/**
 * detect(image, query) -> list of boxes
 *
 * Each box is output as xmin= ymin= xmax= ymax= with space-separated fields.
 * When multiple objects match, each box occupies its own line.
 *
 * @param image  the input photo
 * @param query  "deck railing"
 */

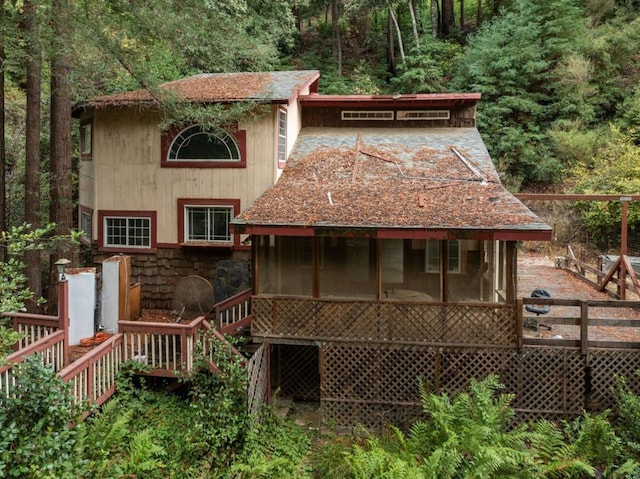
xmin=1 ymin=330 xmax=66 ymax=397
xmin=119 ymin=317 xmax=205 ymax=376
xmin=252 ymin=296 xmax=516 ymax=346
xmin=215 ymin=289 xmax=252 ymax=334
xmin=518 ymin=297 xmax=640 ymax=350
xmin=3 ymin=311 xmax=61 ymax=350
xmin=58 ymin=334 xmax=124 ymax=408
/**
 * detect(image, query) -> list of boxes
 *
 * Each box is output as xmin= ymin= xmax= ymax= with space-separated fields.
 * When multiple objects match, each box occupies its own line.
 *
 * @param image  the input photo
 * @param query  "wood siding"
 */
xmin=302 ymin=103 xmax=477 ymax=128
xmin=79 ymin=107 xmax=281 ymax=245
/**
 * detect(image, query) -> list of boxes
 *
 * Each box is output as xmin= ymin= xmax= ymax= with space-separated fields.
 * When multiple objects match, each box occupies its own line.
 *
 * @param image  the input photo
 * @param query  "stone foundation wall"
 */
xmin=88 ymin=246 xmax=251 ymax=310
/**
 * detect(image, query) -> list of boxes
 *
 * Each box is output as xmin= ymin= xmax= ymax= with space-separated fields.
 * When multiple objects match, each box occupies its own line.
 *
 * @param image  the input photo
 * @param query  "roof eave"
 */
xmin=299 ymin=92 xmax=481 ymax=109
xmin=232 ymin=222 xmax=552 ymax=241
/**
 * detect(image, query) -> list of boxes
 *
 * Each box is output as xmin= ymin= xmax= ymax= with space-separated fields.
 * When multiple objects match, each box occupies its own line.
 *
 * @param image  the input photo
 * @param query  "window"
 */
xmin=178 ymin=199 xmax=240 ymax=247
xmin=80 ymin=121 xmax=92 ymax=159
xmin=425 ymin=240 xmax=461 ymax=273
xmin=186 ymin=206 xmax=231 ymax=242
xmin=161 ymin=125 xmax=246 ymax=168
xmin=341 ymin=110 xmax=394 ymax=120
xmin=80 ymin=210 xmax=92 ymax=240
xmin=278 ymin=108 xmax=287 ymax=166
xmin=104 ymin=216 xmax=151 ymax=248
xmin=396 ymin=110 xmax=450 ymax=120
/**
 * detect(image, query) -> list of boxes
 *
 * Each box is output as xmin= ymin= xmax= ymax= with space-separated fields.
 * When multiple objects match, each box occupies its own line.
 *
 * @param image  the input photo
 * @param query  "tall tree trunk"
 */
xmin=0 ymin=2 xmax=6 ymax=263
xmin=460 ymin=0 xmax=465 ymax=29
xmin=431 ymin=0 xmax=439 ymax=38
xmin=387 ymin=7 xmax=396 ymax=76
xmin=441 ymin=0 xmax=455 ymax=37
xmin=408 ymin=0 xmax=420 ymax=48
xmin=477 ymin=0 xmax=483 ymax=26
xmin=23 ymin=0 xmax=42 ymax=310
xmin=388 ymin=4 xmax=405 ymax=63
xmin=331 ymin=0 xmax=342 ymax=75
xmin=49 ymin=0 xmax=73 ymax=309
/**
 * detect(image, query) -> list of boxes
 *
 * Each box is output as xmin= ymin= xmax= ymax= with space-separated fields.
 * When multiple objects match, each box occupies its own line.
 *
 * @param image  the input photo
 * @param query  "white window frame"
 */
xmin=278 ymin=108 xmax=287 ymax=164
xmin=168 ymin=125 xmax=240 ymax=162
xmin=80 ymin=121 xmax=92 ymax=158
xmin=341 ymin=110 xmax=394 ymax=120
xmin=184 ymin=204 xmax=234 ymax=244
xmin=396 ymin=110 xmax=450 ymax=120
xmin=80 ymin=210 xmax=92 ymax=240
xmin=104 ymin=216 xmax=151 ymax=249
xmin=425 ymin=240 xmax=461 ymax=273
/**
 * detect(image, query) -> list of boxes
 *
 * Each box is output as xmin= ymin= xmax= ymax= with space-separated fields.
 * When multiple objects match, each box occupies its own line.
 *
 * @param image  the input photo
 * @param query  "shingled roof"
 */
xmin=78 ymin=70 xmax=320 ymax=110
xmin=234 ymin=127 xmax=551 ymax=240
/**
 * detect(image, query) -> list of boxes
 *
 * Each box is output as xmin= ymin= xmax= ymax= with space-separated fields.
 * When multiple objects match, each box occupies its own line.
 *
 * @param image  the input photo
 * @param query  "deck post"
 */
xmin=580 ymin=301 xmax=589 ymax=360
xmin=515 ymin=299 xmax=523 ymax=350
xmin=58 ymin=280 xmax=70 ymax=367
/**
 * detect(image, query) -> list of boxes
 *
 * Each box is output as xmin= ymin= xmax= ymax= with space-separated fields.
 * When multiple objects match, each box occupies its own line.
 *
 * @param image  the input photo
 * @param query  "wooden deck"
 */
xmin=4 ymin=255 xmax=640 ymax=428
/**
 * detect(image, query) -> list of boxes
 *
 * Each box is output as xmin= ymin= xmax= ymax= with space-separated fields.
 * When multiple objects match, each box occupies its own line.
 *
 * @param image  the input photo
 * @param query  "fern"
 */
xmin=530 ymin=419 xmax=595 ymax=478
xmin=120 ymin=429 xmax=166 ymax=475
xmin=413 ymin=375 xmax=541 ymax=478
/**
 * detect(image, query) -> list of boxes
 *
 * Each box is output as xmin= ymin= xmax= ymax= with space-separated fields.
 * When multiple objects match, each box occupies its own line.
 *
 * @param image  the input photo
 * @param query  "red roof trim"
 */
xmin=233 ymin=224 xmax=552 ymax=241
xmin=300 ymin=92 xmax=481 ymax=108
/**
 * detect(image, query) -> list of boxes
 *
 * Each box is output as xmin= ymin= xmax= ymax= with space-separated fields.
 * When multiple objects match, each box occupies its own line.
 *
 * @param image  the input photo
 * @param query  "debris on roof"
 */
xmin=235 ymin=127 xmax=550 ymax=234
xmin=81 ymin=70 xmax=320 ymax=109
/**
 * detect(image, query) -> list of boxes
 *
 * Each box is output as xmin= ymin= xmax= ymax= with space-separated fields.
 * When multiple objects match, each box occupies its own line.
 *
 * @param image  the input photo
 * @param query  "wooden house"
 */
xmin=232 ymin=92 xmax=553 ymax=427
xmin=75 ymin=71 xmax=574 ymax=427
xmin=74 ymin=71 xmax=320 ymax=308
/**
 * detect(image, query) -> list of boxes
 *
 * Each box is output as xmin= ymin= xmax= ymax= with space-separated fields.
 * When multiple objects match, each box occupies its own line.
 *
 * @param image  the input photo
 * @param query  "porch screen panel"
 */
xmin=319 ymin=237 xmax=376 ymax=299
xmin=382 ymin=239 xmax=438 ymax=301
xmin=256 ymin=235 xmax=312 ymax=296
xmin=448 ymin=240 xmax=500 ymax=303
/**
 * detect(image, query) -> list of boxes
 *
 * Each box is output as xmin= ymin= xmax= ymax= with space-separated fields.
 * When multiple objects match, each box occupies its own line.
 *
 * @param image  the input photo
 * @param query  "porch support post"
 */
xmin=506 ymin=241 xmax=516 ymax=304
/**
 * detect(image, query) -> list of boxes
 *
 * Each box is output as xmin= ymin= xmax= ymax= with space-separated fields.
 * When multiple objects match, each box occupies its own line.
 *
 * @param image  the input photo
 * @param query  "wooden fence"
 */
xmin=247 ymin=343 xmax=269 ymax=416
xmin=252 ymin=296 xmax=515 ymax=347
xmin=564 ymin=246 xmax=640 ymax=299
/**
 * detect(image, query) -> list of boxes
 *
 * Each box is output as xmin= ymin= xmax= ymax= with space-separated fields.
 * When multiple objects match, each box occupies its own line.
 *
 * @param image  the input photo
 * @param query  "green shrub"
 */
xmin=0 ymin=355 xmax=82 ymax=478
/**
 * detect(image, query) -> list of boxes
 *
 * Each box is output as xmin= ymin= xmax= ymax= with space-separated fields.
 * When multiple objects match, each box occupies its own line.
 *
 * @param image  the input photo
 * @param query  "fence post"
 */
xmin=58 ymin=280 xmax=70 ymax=367
xmin=580 ymin=301 xmax=589 ymax=361
xmin=515 ymin=300 xmax=523 ymax=350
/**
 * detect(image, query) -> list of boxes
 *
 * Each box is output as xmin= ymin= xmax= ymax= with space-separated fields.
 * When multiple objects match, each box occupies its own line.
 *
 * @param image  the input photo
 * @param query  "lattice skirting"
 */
xmin=316 ymin=343 xmax=640 ymax=430
xmin=271 ymin=344 xmax=320 ymax=401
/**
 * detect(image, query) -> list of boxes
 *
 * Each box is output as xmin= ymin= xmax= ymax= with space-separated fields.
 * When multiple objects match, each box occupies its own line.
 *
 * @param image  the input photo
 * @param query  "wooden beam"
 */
xmin=516 ymin=194 xmax=640 ymax=201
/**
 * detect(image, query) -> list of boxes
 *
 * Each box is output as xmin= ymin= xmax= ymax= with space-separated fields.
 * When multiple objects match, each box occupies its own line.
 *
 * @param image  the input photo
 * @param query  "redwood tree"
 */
xmin=0 ymin=2 xmax=5 ymax=263
xmin=49 ymin=0 xmax=73 ymax=308
xmin=23 ymin=0 xmax=42 ymax=310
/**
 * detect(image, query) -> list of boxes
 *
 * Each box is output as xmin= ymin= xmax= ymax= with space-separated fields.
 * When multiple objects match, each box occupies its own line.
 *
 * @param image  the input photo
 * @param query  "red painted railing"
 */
xmin=58 ymin=334 xmax=124 ymax=409
xmin=2 ymin=285 xmax=253 ymax=412
xmin=215 ymin=289 xmax=252 ymax=334
xmin=0 ymin=330 xmax=66 ymax=397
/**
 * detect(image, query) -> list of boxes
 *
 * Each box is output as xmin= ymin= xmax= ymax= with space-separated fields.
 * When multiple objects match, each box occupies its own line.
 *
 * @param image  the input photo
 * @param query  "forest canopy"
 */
xmin=1 ymin=0 xmax=640 ymax=302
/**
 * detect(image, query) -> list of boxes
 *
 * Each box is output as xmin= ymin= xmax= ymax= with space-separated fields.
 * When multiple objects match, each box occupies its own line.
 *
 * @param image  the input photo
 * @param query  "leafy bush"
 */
xmin=230 ymin=407 xmax=312 ymax=478
xmin=0 ymin=355 xmax=82 ymax=478
xmin=570 ymin=127 xmax=640 ymax=248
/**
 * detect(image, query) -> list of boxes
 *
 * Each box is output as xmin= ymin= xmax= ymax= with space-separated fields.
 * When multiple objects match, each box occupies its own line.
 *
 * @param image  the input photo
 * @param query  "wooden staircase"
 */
xmin=1 ymin=289 xmax=256 ymax=414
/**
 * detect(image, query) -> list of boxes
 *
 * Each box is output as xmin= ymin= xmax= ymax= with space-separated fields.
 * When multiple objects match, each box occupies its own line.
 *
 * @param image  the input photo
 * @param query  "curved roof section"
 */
xmin=76 ymin=70 xmax=320 ymax=112
xmin=234 ymin=127 xmax=551 ymax=240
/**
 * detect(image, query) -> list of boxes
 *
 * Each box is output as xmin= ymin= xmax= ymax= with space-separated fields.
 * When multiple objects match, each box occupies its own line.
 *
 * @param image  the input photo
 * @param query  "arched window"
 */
xmin=168 ymin=125 xmax=240 ymax=162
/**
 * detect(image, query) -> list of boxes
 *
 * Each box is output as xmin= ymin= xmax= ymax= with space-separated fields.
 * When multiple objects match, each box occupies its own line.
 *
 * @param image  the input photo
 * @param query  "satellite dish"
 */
xmin=172 ymin=275 xmax=214 ymax=322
